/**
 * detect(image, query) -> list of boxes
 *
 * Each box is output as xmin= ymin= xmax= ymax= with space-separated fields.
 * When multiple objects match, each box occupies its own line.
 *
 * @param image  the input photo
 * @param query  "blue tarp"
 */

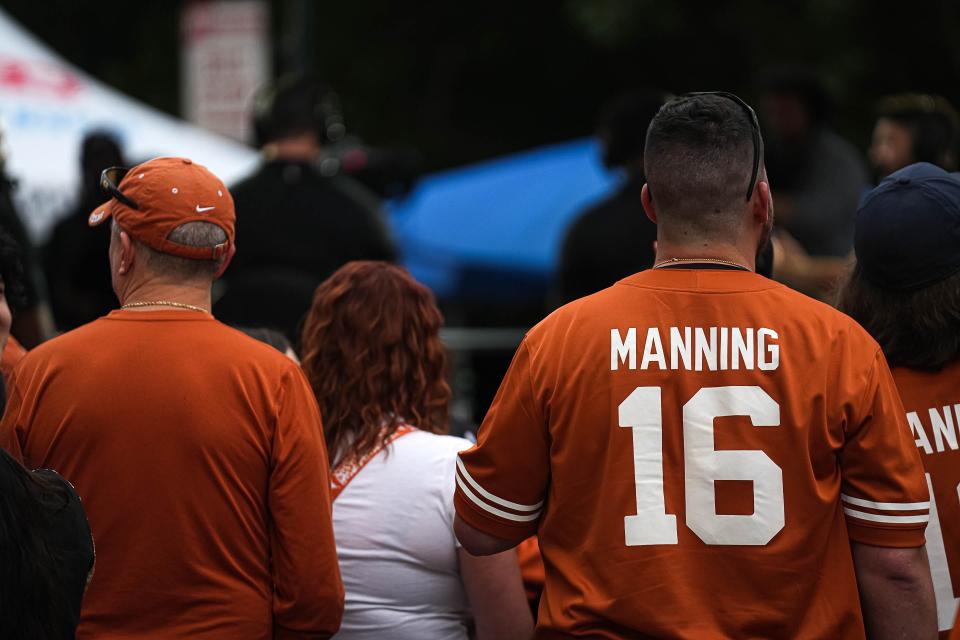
xmin=387 ymin=138 xmax=620 ymax=299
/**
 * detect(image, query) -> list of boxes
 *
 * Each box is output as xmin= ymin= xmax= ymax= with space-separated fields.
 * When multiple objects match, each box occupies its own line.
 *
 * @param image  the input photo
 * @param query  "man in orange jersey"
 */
xmin=838 ymin=162 xmax=960 ymax=637
xmin=0 ymin=157 xmax=343 ymax=639
xmin=454 ymin=93 xmax=937 ymax=639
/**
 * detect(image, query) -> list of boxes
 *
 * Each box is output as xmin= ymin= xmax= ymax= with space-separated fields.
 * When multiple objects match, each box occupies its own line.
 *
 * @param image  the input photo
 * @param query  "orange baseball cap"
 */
xmin=88 ymin=156 xmax=236 ymax=260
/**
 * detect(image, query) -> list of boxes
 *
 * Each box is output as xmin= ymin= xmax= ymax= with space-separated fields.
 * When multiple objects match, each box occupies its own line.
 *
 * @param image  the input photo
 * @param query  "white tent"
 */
xmin=0 ymin=8 xmax=259 ymax=240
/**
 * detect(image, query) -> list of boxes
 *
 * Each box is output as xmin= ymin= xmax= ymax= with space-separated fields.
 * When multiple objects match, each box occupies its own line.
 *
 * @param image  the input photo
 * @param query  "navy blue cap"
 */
xmin=855 ymin=162 xmax=960 ymax=290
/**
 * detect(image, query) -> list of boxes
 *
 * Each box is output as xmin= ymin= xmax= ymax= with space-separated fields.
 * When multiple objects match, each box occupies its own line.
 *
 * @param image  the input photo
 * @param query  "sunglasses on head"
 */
xmin=100 ymin=166 xmax=140 ymax=210
xmin=681 ymin=91 xmax=763 ymax=201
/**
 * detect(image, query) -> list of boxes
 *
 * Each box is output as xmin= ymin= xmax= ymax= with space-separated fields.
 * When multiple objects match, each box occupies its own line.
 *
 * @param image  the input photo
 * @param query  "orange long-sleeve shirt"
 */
xmin=1 ymin=309 xmax=343 ymax=639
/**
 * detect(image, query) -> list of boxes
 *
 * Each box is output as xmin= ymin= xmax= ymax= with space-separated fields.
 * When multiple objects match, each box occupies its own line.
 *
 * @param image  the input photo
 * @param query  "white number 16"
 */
xmin=620 ymin=385 xmax=784 ymax=546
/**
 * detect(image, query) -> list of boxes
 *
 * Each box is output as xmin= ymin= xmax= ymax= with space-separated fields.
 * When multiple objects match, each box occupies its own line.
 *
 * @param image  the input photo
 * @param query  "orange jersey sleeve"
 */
xmin=454 ymin=339 xmax=549 ymax=543
xmin=269 ymin=367 xmax=344 ymax=638
xmin=840 ymin=349 xmax=930 ymax=547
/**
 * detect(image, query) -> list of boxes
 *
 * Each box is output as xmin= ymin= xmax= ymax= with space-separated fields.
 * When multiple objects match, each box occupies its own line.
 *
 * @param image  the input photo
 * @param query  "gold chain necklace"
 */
xmin=652 ymin=257 xmax=751 ymax=271
xmin=120 ymin=300 xmax=209 ymax=313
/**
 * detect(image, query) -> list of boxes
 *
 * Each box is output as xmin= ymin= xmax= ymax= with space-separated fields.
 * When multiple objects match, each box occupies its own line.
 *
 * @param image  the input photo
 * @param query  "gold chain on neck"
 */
xmin=120 ymin=300 xmax=209 ymax=313
xmin=652 ymin=257 xmax=751 ymax=271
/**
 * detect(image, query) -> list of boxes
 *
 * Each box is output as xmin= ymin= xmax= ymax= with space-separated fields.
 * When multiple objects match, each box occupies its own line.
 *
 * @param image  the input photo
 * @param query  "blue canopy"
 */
xmin=387 ymin=138 xmax=620 ymax=299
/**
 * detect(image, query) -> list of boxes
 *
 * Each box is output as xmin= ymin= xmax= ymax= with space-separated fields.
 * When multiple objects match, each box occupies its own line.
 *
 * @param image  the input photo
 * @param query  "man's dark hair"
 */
xmin=252 ymin=74 xmax=344 ymax=146
xmin=597 ymin=89 xmax=670 ymax=170
xmin=0 ymin=227 xmax=27 ymax=310
xmin=836 ymin=264 xmax=960 ymax=370
xmin=877 ymin=94 xmax=959 ymax=170
xmin=644 ymin=94 xmax=759 ymax=234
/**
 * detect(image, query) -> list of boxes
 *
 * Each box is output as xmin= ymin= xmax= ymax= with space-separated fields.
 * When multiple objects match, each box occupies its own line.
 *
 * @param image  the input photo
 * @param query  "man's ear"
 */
xmin=753 ymin=180 xmax=772 ymax=228
xmin=641 ymin=183 xmax=658 ymax=224
xmin=214 ymin=243 xmax=237 ymax=280
xmin=118 ymin=231 xmax=135 ymax=275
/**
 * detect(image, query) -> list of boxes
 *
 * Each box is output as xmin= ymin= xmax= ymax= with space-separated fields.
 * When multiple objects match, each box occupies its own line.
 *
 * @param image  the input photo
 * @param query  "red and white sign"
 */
xmin=0 ymin=7 xmax=258 ymax=240
xmin=181 ymin=0 xmax=270 ymax=143
xmin=0 ymin=57 xmax=81 ymax=99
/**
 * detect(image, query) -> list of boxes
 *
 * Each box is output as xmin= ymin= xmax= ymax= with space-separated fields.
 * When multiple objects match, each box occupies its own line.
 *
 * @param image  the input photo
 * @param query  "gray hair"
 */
xmin=113 ymin=220 xmax=228 ymax=281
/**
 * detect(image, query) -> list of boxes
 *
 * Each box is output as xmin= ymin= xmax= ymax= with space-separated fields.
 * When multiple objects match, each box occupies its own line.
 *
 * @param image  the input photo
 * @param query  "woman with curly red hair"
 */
xmin=301 ymin=261 xmax=532 ymax=640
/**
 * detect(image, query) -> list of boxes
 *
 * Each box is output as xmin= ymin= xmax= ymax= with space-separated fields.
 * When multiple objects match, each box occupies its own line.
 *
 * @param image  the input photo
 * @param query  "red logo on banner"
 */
xmin=0 ymin=57 xmax=81 ymax=99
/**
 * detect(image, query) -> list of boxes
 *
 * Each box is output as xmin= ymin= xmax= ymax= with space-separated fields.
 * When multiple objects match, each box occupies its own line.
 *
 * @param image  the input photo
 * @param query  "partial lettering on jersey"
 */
xmin=908 ymin=403 xmax=960 ymax=455
xmin=611 ymin=327 xmax=780 ymax=372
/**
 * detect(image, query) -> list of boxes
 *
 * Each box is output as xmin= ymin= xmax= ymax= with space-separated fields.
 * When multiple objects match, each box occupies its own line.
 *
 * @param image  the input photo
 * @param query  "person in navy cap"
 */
xmin=837 ymin=161 xmax=960 ymax=636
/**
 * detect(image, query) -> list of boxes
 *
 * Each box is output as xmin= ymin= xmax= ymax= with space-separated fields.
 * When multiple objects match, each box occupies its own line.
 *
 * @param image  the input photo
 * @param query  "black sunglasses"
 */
xmin=682 ymin=91 xmax=763 ymax=200
xmin=100 ymin=166 xmax=140 ymax=210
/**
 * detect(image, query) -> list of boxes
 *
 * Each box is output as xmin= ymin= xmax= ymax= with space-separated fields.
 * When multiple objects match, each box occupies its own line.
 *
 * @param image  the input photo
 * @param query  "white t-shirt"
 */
xmin=332 ymin=430 xmax=474 ymax=640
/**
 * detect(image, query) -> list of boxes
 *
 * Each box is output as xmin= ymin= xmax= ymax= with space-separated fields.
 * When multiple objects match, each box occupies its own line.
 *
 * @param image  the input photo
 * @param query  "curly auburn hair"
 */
xmin=300 ymin=261 xmax=450 ymax=465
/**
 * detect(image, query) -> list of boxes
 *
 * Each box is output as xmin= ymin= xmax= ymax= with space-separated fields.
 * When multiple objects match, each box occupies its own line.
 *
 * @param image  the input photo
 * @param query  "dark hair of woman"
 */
xmin=300 ymin=261 xmax=451 ymax=464
xmin=0 ymin=224 xmax=27 ymax=310
xmin=0 ymin=449 xmax=73 ymax=639
xmin=836 ymin=264 xmax=960 ymax=371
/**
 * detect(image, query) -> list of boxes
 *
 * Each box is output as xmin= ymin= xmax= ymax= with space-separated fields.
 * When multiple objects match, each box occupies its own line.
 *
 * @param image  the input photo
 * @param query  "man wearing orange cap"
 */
xmin=0 ymin=157 xmax=344 ymax=639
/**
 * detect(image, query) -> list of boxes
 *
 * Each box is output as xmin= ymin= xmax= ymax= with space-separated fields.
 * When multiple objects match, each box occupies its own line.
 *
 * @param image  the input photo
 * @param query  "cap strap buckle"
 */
xmin=210 ymin=242 xmax=228 ymax=260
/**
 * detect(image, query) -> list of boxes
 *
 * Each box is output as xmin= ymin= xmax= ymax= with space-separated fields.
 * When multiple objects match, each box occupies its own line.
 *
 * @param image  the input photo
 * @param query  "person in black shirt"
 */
xmin=216 ymin=75 xmax=396 ymax=343
xmin=758 ymin=66 xmax=867 ymax=258
xmin=0 ymin=127 xmax=54 ymax=347
xmin=43 ymin=132 xmax=124 ymax=331
xmin=556 ymin=89 xmax=668 ymax=304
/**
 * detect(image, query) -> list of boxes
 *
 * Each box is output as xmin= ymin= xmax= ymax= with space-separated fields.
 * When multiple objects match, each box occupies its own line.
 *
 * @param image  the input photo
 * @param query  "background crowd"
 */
xmin=9 ymin=71 xmax=960 ymax=429
xmin=3 ymin=0 xmax=960 ymax=427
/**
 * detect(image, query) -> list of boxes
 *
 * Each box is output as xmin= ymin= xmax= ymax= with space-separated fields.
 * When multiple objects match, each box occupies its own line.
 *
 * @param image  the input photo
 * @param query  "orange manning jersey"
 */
xmin=893 ymin=360 xmax=960 ymax=636
xmin=455 ymin=268 xmax=929 ymax=639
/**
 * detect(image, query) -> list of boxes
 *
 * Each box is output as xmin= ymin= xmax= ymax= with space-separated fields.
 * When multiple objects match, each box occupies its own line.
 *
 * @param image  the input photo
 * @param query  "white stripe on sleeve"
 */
xmin=455 ymin=474 xmax=541 ymax=522
xmin=840 ymin=493 xmax=930 ymax=511
xmin=455 ymin=457 xmax=543 ymax=511
xmin=843 ymin=507 xmax=930 ymax=524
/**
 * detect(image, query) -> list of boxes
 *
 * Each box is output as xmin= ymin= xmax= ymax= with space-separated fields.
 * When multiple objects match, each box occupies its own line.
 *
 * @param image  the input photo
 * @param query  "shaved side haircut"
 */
xmin=644 ymin=95 xmax=760 ymax=237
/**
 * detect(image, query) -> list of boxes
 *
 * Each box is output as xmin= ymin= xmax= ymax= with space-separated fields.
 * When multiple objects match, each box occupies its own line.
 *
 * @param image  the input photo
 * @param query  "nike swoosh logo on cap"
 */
xmin=195 ymin=205 xmax=215 ymax=213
